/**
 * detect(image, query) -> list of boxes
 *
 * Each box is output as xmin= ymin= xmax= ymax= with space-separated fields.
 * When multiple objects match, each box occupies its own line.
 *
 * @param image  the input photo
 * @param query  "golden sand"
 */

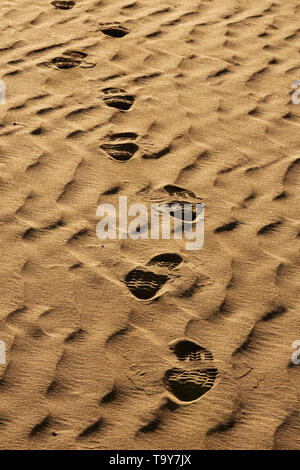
xmin=0 ymin=0 xmax=299 ymax=450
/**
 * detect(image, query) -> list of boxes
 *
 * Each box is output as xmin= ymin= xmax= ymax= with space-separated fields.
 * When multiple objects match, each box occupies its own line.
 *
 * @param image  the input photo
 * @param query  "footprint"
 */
xmin=164 ymin=185 xmax=197 ymax=200
xmin=124 ymin=253 xmax=183 ymax=299
xmin=161 ymin=185 xmax=203 ymax=223
xmin=163 ymin=368 xmax=218 ymax=402
xmin=147 ymin=253 xmax=183 ymax=270
xmin=146 ymin=185 xmax=201 ymax=224
xmin=101 ymin=88 xmax=135 ymax=111
xmin=125 ymin=269 xmax=168 ymax=300
xmin=51 ymin=51 xmax=95 ymax=69
xmin=100 ymin=142 xmax=138 ymax=162
xmin=51 ymin=1 xmax=75 ymax=9
xmin=100 ymin=133 xmax=138 ymax=162
xmin=155 ymin=200 xmax=199 ymax=222
xmin=52 ymin=57 xmax=81 ymax=69
xmin=99 ymin=23 xmax=129 ymax=38
xmin=169 ymin=339 xmax=214 ymax=362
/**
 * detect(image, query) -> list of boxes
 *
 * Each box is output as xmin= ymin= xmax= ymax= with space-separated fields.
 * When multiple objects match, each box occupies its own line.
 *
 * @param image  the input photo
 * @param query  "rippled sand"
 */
xmin=0 ymin=0 xmax=299 ymax=450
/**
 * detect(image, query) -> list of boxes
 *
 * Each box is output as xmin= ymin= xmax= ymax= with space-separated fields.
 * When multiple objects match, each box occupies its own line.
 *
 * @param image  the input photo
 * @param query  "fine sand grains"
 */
xmin=0 ymin=0 xmax=299 ymax=450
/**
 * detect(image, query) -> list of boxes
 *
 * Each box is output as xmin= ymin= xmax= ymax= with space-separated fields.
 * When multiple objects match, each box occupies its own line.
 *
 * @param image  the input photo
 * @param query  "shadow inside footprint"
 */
xmin=102 ymin=88 xmax=134 ymax=111
xmin=51 ymin=51 xmax=95 ymax=69
xmin=100 ymin=24 xmax=129 ymax=38
xmin=164 ymin=185 xmax=196 ymax=200
xmin=170 ymin=340 xmax=214 ymax=362
xmin=147 ymin=253 xmax=183 ymax=270
xmin=51 ymin=1 xmax=75 ymax=9
xmin=100 ymin=142 xmax=138 ymax=162
xmin=125 ymin=269 xmax=168 ymax=300
xmin=109 ymin=132 xmax=138 ymax=140
xmin=169 ymin=201 xmax=199 ymax=222
xmin=153 ymin=201 xmax=199 ymax=225
xmin=52 ymin=57 xmax=81 ymax=69
xmin=64 ymin=51 xmax=88 ymax=59
xmin=164 ymin=368 xmax=218 ymax=402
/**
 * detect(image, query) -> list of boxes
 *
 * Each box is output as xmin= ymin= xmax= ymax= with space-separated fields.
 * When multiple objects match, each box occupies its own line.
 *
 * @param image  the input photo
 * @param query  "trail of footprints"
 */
xmin=44 ymin=2 xmax=219 ymax=407
xmin=45 ymin=4 xmax=135 ymax=159
xmin=6 ymin=0 xmax=300 ymax=446
xmin=124 ymin=256 xmax=219 ymax=402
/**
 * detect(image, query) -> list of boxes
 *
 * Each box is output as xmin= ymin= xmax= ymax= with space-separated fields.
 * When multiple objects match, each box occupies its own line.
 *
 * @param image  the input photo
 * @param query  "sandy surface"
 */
xmin=0 ymin=0 xmax=299 ymax=450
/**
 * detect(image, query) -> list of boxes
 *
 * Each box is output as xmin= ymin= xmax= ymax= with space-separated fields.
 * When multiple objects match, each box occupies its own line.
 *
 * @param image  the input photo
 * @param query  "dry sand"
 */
xmin=0 ymin=0 xmax=299 ymax=450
